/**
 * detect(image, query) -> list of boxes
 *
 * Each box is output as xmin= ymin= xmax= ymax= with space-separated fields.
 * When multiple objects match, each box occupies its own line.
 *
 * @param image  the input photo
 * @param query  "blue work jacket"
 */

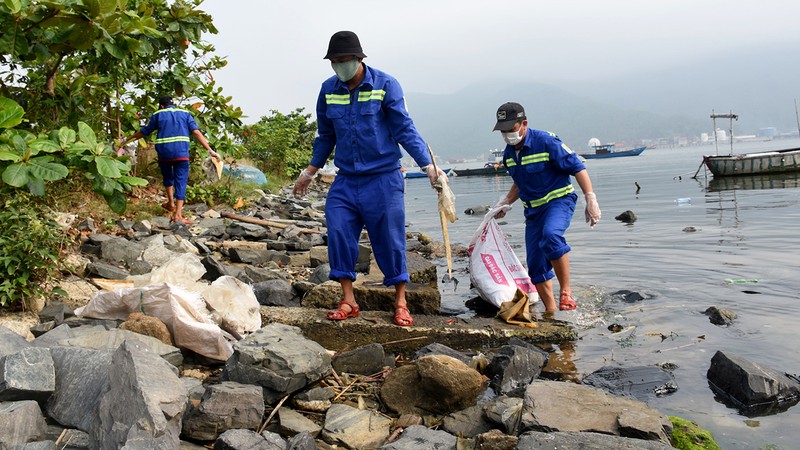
xmin=310 ymin=64 xmax=431 ymax=175
xmin=504 ymin=129 xmax=586 ymax=210
xmin=140 ymin=107 xmax=199 ymax=160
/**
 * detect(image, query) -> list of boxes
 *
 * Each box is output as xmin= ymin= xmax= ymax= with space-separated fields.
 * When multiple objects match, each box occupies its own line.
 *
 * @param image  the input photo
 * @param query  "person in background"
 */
xmin=492 ymin=102 xmax=601 ymax=313
xmin=117 ymin=95 xmax=220 ymax=225
xmin=292 ymin=30 xmax=446 ymax=327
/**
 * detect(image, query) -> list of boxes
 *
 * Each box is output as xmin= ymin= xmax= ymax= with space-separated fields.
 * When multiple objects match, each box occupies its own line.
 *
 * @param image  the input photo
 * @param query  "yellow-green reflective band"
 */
xmin=520 ymin=152 xmax=549 ymax=165
xmin=154 ymin=108 xmax=189 ymax=115
xmin=325 ymin=94 xmax=350 ymax=105
xmin=523 ymin=185 xmax=575 ymax=208
xmin=505 ymin=158 xmax=517 ymax=167
xmin=155 ymin=136 xmax=190 ymax=144
xmin=357 ymin=90 xmax=385 ymax=102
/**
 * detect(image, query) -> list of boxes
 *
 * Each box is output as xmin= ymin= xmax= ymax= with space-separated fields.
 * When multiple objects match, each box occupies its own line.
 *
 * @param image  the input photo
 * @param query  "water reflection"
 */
xmin=706 ymin=172 xmax=800 ymax=192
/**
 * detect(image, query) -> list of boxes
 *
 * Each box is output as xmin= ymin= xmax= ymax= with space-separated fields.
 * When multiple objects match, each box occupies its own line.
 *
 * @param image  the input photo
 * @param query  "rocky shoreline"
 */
xmin=1 ymin=181 xmax=798 ymax=449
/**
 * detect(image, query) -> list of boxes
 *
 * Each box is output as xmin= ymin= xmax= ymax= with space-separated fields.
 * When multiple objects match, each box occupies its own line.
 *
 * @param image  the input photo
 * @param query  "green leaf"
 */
xmin=28 ymin=139 xmax=62 ymax=153
xmin=0 ymin=97 xmax=25 ymax=129
xmin=92 ymin=175 xmax=117 ymax=196
xmin=0 ymin=150 xmax=21 ymax=162
xmin=118 ymin=175 xmax=148 ymax=186
xmin=84 ymin=0 xmax=100 ymax=18
xmin=102 ymin=40 xmax=126 ymax=59
xmin=4 ymin=0 xmax=23 ymax=14
xmin=98 ymin=0 xmax=117 ymax=15
xmin=105 ymin=190 xmax=127 ymax=214
xmin=27 ymin=177 xmax=46 ymax=196
xmin=2 ymin=163 xmax=30 ymax=187
xmin=77 ymin=122 xmax=97 ymax=148
xmin=58 ymin=127 xmax=77 ymax=149
xmin=94 ymin=156 xmax=121 ymax=178
xmin=28 ymin=157 xmax=69 ymax=181
xmin=11 ymin=134 xmax=27 ymax=154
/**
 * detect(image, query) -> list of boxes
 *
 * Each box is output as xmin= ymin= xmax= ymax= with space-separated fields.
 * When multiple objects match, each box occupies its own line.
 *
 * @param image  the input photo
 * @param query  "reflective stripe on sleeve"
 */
xmin=325 ymin=94 xmax=350 ymax=105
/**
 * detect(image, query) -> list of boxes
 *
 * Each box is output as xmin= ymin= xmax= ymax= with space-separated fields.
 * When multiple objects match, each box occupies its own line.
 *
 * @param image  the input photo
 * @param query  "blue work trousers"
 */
xmin=158 ymin=160 xmax=190 ymax=200
xmin=524 ymin=193 xmax=576 ymax=283
xmin=325 ymin=170 xmax=409 ymax=286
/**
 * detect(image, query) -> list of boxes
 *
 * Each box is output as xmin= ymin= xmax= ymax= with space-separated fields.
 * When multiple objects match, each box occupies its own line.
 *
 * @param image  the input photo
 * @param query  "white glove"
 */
xmin=422 ymin=164 xmax=447 ymax=189
xmin=493 ymin=197 xmax=512 ymax=219
xmin=292 ymin=168 xmax=316 ymax=197
xmin=585 ymin=192 xmax=601 ymax=226
xmin=208 ymin=149 xmax=221 ymax=160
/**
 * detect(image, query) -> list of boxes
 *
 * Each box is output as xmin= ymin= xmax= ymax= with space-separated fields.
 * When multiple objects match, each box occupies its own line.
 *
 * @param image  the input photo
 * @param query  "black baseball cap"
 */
xmin=493 ymin=102 xmax=526 ymax=131
xmin=324 ymin=31 xmax=367 ymax=59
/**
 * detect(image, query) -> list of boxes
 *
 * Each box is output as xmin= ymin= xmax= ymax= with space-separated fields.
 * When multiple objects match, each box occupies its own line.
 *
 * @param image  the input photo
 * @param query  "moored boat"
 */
xmin=579 ymin=143 xmax=646 ymax=159
xmin=700 ymin=111 xmax=800 ymax=177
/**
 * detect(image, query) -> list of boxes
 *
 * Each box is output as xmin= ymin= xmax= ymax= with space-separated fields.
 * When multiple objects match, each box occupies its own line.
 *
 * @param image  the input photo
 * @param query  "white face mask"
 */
xmin=331 ymin=59 xmax=360 ymax=82
xmin=502 ymin=127 xmax=523 ymax=146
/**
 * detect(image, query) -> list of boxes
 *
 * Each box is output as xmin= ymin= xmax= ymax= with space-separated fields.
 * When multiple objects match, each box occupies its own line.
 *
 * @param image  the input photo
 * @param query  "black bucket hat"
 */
xmin=324 ymin=31 xmax=367 ymax=59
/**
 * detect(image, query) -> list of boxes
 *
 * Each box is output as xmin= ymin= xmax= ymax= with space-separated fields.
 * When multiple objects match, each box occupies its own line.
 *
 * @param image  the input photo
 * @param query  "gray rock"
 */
xmin=464 ymin=205 xmax=490 ymax=215
xmin=0 ymin=326 xmax=32 ymax=359
xmin=322 ymin=403 xmax=392 ymax=449
xmin=519 ymin=380 xmax=672 ymax=444
xmin=196 ymin=218 xmax=227 ymax=238
xmin=278 ymin=408 xmax=322 ymax=438
xmin=703 ymin=306 xmax=737 ymax=326
xmin=309 ymin=246 xmax=328 ymax=267
xmin=332 ymin=343 xmax=389 ymax=376
xmin=615 ymin=210 xmax=637 ymax=223
xmin=485 ymin=344 xmax=547 ymax=397
xmin=182 ymin=381 xmax=265 ymax=441
xmin=441 ymin=405 xmax=495 ymax=438
xmin=517 ymin=431 xmax=673 ymax=449
xmin=707 ymin=350 xmax=800 ymax=416
xmin=380 ymin=424 xmax=456 ymax=449
xmin=86 ymin=261 xmax=129 ymax=280
xmin=10 ymin=441 xmax=57 ymax=449
xmin=222 ymin=324 xmax=331 ymax=404
xmin=0 ymin=401 xmax=47 ymax=449
xmin=252 ymin=279 xmax=298 ymax=307
xmin=201 ymin=255 xmax=235 ymax=281
xmin=226 ymin=222 xmax=270 ymax=240
xmin=100 ymin=237 xmax=144 ymax=266
xmin=213 ymin=429 xmax=269 ymax=450
xmin=308 ymin=264 xmax=331 ymax=285
xmin=93 ymin=341 xmax=187 ymax=449
xmin=47 ymin=347 xmax=113 ymax=431
xmin=292 ymin=387 xmax=335 ymax=413
xmin=582 ymin=365 xmax=678 ymax=402
xmin=286 ymin=431 xmax=315 ymax=450
xmin=261 ymin=430 xmax=288 ymax=449
xmin=57 ymin=328 xmax=183 ymax=368
xmin=38 ymin=302 xmax=73 ymax=326
xmin=0 ymin=348 xmax=55 ymax=402
xmin=229 ymin=247 xmax=275 ymax=265
xmin=245 ymin=266 xmax=287 ymax=283
xmin=483 ymin=395 xmax=523 ymax=435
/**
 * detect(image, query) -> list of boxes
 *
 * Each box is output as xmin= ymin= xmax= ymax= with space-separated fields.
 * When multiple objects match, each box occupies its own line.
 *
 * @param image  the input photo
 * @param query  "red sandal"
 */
xmin=559 ymin=291 xmax=577 ymax=311
xmin=161 ymin=201 xmax=175 ymax=212
xmin=393 ymin=306 xmax=414 ymax=327
xmin=327 ymin=301 xmax=359 ymax=320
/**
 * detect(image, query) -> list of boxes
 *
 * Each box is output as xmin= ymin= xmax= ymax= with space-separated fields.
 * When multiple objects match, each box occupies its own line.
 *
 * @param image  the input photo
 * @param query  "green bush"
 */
xmin=0 ymin=195 xmax=69 ymax=309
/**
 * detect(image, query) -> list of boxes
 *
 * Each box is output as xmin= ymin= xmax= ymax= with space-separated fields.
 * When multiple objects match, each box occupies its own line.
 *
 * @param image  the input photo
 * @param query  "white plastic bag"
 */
xmin=468 ymin=205 xmax=538 ymax=308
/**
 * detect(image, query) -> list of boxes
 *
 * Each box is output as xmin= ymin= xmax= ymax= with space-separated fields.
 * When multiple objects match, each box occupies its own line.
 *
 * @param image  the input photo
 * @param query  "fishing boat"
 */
xmin=403 ymin=167 xmax=451 ymax=179
xmin=450 ymin=150 xmax=508 ymax=177
xmin=579 ymin=142 xmax=646 ymax=160
xmin=700 ymin=111 xmax=800 ymax=177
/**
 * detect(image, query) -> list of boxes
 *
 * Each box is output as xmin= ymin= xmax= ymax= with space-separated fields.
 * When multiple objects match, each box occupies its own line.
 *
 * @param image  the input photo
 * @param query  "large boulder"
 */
xmin=381 ymin=355 xmax=485 ymax=415
xmin=222 ymin=323 xmax=331 ymax=404
xmin=707 ymin=350 xmax=800 ymax=416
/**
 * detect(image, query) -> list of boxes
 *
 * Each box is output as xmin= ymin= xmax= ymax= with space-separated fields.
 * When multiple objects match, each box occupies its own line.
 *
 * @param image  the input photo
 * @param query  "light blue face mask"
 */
xmin=331 ymin=59 xmax=360 ymax=82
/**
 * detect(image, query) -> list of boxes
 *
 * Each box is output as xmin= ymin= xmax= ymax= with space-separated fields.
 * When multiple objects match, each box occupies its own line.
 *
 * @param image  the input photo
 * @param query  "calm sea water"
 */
xmin=404 ymin=138 xmax=800 ymax=449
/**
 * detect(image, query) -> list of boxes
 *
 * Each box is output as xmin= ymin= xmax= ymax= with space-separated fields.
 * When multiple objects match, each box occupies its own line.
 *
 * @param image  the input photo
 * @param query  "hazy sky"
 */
xmin=200 ymin=1 xmax=800 ymax=123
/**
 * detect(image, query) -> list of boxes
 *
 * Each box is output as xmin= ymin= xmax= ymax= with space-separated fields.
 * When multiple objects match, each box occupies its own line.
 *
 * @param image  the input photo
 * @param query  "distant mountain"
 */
xmin=406 ymin=40 xmax=800 ymax=161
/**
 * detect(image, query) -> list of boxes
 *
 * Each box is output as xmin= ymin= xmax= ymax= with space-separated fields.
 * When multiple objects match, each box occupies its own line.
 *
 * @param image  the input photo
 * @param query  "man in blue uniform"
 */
xmin=293 ymin=31 xmax=445 ymax=327
xmin=492 ymin=102 xmax=601 ymax=313
xmin=118 ymin=95 xmax=220 ymax=225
